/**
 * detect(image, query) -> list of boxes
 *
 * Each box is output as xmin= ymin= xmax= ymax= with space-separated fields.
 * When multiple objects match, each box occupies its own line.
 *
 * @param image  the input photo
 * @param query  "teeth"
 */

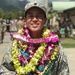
xmin=32 ymin=24 xmax=37 ymax=27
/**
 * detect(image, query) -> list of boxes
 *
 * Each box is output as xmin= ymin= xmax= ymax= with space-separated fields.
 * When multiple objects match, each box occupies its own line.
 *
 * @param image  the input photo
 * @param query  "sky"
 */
xmin=18 ymin=0 xmax=74 ymax=3
xmin=19 ymin=0 xmax=75 ymax=2
xmin=27 ymin=0 xmax=70 ymax=2
xmin=27 ymin=0 xmax=45 ymax=3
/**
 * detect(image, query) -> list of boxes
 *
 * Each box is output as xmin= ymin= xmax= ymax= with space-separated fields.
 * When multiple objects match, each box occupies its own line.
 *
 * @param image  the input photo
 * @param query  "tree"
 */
xmin=0 ymin=8 xmax=3 ymax=18
xmin=3 ymin=9 xmax=22 ymax=19
xmin=10 ymin=9 xmax=20 ymax=19
xmin=3 ymin=11 xmax=13 ymax=19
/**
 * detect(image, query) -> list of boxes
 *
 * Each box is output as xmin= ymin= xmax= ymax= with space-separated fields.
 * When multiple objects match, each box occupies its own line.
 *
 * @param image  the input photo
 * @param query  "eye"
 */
xmin=36 ymin=14 xmax=44 ymax=19
xmin=27 ymin=14 xmax=33 ymax=18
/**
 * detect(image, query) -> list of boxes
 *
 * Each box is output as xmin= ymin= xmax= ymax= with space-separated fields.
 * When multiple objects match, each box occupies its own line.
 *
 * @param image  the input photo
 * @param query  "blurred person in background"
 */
xmin=0 ymin=18 xmax=6 ymax=44
xmin=10 ymin=19 xmax=17 ymax=33
xmin=16 ymin=17 xmax=24 ymax=32
xmin=6 ymin=19 xmax=11 ymax=32
xmin=62 ymin=17 xmax=73 ymax=37
xmin=66 ymin=18 xmax=73 ymax=36
xmin=50 ymin=16 xmax=60 ymax=37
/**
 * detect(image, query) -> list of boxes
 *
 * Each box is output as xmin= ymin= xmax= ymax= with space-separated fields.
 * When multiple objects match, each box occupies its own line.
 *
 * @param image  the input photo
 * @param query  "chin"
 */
xmin=31 ymin=29 xmax=41 ymax=32
xmin=30 ymin=27 xmax=39 ymax=31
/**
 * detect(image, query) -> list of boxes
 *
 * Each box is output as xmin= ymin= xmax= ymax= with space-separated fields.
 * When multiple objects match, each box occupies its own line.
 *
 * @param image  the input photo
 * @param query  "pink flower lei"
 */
xmin=11 ymin=26 xmax=59 ymax=75
xmin=11 ymin=27 xmax=59 ymax=43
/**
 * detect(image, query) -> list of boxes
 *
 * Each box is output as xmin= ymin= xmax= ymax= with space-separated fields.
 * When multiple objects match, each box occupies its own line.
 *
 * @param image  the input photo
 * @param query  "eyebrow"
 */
xmin=27 ymin=13 xmax=33 ymax=15
xmin=26 ymin=12 xmax=46 ymax=18
xmin=27 ymin=12 xmax=44 ymax=16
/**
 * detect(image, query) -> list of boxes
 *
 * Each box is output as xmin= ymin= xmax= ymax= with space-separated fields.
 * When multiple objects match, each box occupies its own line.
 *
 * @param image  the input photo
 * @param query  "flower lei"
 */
xmin=11 ymin=26 xmax=59 ymax=75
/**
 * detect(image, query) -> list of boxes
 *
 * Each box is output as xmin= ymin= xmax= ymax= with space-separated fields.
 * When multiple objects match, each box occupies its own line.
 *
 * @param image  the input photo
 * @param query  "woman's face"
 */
xmin=25 ymin=7 xmax=47 ymax=32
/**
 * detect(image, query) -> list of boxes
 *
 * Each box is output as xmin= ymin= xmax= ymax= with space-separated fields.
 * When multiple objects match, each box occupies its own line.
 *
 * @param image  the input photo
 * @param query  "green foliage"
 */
xmin=48 ymin=14 xmax=53 ymax=19
xmin=0 ymin=8 xmax=3 ymax=18
xmin=10 ymin=9 xmax=20 ymax=19
xmin=2 ymin=9 xmax=24 ymax=19
xmin=60 ymin=37 xmax=75 ymax=48
xmin=0 ymin=0 xmax=29 ymax=19
xmin=3 ymin=11 xmax=13 ymax=19
xmin=48 ymin=6 xmax=58 ymax=20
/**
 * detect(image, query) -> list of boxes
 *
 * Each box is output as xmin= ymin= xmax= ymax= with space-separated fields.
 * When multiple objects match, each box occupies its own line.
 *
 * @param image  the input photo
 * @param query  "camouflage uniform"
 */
xmin=0 ymin=44 xmax=69 ymax=75
xmin=16 ymin=18 xmax=24 ymax=31
xmin=0 ymin=20 xmax=5 ymax=43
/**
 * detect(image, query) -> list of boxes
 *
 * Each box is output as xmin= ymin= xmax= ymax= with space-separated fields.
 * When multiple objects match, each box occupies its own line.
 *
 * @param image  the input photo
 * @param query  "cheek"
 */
xmin=40 ymin=18 xmax=46 ymax=23
xmin=26 ymin=19 xmax=31 ymax=26
xmin=40 ymin=20 xmax=46 ymax=26
xmin=39 ymin=21 xmax=44 ymax=29
xmin=26 ymin=19 xmax=31 ymax=23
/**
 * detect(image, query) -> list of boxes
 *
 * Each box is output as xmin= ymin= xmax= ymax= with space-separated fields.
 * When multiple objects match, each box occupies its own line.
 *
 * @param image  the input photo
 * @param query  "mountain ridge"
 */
xmin=0 ymin=0 xmax=29 ymax=11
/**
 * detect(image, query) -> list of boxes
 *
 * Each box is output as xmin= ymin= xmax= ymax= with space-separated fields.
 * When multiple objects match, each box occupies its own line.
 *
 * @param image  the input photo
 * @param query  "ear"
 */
xmin=24 ymin=17 xmax=26 ymax=22
xmin=24 ymin=18 xmax=27 ymax=27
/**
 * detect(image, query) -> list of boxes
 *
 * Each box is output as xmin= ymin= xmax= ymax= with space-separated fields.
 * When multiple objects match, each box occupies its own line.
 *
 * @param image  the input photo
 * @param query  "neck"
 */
xmin=30 ymin=31 xmax=42 ymax=39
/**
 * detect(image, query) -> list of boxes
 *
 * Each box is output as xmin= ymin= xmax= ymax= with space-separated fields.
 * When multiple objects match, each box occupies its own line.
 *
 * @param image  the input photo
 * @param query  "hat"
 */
xmin=24 ymin=2 xmax=47 ymax=18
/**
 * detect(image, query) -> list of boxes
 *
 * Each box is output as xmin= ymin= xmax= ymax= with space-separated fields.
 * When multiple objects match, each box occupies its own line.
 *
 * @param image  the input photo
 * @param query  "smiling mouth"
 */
xmin=31 ymin=24 xmax=39 ymax=28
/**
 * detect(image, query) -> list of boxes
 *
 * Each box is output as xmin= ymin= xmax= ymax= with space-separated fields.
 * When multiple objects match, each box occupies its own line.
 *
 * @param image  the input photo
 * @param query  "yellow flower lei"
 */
xmin=12 ymin=27 xmax=59 ymax=75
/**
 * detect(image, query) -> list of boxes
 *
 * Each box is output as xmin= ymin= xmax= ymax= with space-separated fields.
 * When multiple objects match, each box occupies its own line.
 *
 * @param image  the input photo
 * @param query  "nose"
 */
xmin=32 ymin=16 xmax=38 ymax=21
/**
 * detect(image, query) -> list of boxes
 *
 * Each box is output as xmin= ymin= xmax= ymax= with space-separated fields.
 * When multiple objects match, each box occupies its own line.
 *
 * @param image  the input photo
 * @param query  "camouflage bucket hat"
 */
xmin=24 ymin=2 xmax=47 ymax=18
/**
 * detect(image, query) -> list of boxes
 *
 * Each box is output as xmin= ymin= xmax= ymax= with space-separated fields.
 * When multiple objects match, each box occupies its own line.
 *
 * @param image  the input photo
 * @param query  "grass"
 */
xmin=60 ymin=37 xmax=75 ymax=48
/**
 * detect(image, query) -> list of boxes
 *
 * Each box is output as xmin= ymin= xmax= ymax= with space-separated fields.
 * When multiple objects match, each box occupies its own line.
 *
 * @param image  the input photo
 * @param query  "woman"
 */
xmin=0 ymin=2 xmax=69 ymax=75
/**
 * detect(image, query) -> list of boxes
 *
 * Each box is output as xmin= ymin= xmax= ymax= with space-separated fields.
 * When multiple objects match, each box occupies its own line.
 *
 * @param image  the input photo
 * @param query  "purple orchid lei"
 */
xmin=11 ymin=27 xmax=59 ymax=43
xmin=11 ymin=26 xmax=59 ymax=75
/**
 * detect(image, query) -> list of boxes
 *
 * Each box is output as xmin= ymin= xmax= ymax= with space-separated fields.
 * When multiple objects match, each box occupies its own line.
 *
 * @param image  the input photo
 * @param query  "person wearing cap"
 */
xmin=0 ymin=2 xmax=69 ymax=75
xmin=16 ymin=17 xmax=24 ymax=32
